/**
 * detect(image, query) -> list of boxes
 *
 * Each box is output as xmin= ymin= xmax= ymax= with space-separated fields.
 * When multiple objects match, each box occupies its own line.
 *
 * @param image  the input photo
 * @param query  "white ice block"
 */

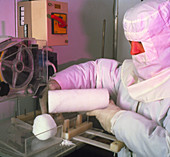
xmin=48 ymin=89 xmax=109 ymax=113
xmin=32 ymin=114 xmax=57 ymax=140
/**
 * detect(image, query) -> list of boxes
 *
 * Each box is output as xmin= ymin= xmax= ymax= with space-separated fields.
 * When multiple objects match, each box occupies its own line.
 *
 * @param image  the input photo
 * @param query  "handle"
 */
xmin=49 ymin=14 xmax=67 ymax=28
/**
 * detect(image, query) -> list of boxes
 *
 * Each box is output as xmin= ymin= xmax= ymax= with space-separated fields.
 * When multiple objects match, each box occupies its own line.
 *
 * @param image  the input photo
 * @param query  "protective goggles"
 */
xmin=130 ymin=41 xmax=145 ymax=55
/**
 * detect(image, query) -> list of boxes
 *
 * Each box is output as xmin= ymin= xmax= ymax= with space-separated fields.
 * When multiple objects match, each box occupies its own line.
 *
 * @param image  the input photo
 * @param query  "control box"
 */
xmin=17 ymin=0 xmax=68 ymax=46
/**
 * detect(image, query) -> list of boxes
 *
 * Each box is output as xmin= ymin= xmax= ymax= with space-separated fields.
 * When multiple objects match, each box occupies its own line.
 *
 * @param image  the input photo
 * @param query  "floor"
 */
xmin=66 ymin=145 xmax=115 ymax=157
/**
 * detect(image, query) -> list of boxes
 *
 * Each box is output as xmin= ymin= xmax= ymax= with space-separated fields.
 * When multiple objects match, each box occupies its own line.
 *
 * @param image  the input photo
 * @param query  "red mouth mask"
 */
xmin=130 ymin=41 xmax=145 ymax=55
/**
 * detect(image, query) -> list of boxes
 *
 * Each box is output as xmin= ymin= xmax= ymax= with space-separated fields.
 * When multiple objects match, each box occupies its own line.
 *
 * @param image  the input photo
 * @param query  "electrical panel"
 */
xmin=17 ymin=0 xmax=68 ymax=47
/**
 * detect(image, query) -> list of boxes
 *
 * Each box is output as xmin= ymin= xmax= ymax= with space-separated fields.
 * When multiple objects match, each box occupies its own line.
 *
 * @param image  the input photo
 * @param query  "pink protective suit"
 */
xmin=51 ymin=0 xmax=170 ymax=156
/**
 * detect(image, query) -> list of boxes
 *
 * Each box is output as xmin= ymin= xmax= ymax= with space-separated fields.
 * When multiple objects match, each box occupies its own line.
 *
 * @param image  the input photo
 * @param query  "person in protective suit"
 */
xmin=40 ymin=0 xmax=170 ymax=156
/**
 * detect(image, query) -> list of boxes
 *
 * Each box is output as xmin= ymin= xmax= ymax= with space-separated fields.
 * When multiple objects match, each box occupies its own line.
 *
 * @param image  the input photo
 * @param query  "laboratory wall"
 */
xmin=0 ymin=0 xmax=16 ymax=37
xmin=52 ymin=0 xmax=114 ymax=69
xmin=117 ymin=0 xmax=141 ymax=62
xmin=0 ymin=0 xmax=141 ymax=70
xmin=0 ymin=0 xmax=143 ymax=119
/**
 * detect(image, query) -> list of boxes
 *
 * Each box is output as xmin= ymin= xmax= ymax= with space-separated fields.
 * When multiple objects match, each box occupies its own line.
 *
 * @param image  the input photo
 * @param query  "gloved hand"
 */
xmin=48 ymin=79 xmax=61 ymax=90
xmin=86 ymin=100 xmax=121 ymax=133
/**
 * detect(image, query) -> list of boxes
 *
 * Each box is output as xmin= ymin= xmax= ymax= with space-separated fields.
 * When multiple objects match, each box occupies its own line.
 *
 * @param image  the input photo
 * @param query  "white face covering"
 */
xmin=123 ymin=0 xmax=170 ymax=80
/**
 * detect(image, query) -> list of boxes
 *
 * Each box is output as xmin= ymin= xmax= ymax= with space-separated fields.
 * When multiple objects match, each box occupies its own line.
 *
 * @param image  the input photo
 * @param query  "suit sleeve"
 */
xmin=111 ymin=110 xmax=170 ymax=156
xmin=51 ymin=59 xmax=121 ymax=100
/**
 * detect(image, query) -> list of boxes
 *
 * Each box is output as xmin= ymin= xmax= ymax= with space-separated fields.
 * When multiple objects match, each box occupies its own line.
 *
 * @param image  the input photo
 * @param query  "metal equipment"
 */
xmin=0 ymin=37 xmax=48 ymax=97
xmin=0 ymin=38 xmax=124 ymax=156
xmin=0 ymin=111 xmax=124 ymax=157
xmin=17 ymin=0 xmax=68 ymax=47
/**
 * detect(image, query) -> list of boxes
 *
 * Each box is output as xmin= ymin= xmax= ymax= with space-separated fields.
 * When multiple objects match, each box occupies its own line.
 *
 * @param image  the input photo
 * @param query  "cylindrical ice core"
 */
xmin=48 ymin=88 xmax=109 ymax=113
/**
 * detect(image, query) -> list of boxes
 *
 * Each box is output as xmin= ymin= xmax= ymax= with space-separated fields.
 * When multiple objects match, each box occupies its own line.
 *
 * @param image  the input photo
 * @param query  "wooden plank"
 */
xmin=16 ymin=110 xmax=41 ymax=122
xmin=85 ymin=129 xmax=125 ymax=153
xmin=110 ymin=141 xmax=125 ymax=153
xmin=63 ymin=122 xmax=93 ymax=140
xmin=73 ymin=136 xmax=111 ymax=152
xmin=85 ymin=129 xmax=117 ymax=141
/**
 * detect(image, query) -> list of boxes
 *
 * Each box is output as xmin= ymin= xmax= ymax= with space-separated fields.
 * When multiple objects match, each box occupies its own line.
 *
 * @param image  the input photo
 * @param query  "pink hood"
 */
xmin=123 ymin=0 xmax=170 ymax=80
